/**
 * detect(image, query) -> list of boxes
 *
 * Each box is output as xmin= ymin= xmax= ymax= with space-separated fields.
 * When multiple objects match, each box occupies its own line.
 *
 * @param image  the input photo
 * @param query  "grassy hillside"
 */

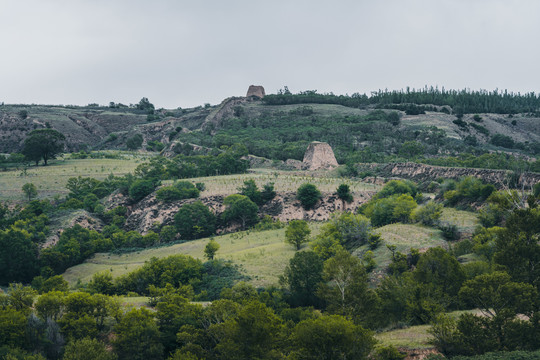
xmin=63 ymin=210 xmax=471 ymax=290
xmin=62 ymin=223 xmax=324 ymax=288
xmin=354 ymin=223 xmax=448 ymax=276
xmin=0 ymin=153 xmax=151 ymax=201
xmin=171 ymin=169 xmax=380 ymax=196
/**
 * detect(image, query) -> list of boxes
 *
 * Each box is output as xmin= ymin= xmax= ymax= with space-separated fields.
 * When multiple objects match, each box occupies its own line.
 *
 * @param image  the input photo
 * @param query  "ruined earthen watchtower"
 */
xmin=246 ymin=85 xmax=265 ymax=99
xmin=302 ymin=141 xmax=339 ymax=170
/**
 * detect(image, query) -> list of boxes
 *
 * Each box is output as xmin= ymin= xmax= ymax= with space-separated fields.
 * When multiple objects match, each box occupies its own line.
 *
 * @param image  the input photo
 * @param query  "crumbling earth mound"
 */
xmin=302 ymin=141 xmax=339 ymax=170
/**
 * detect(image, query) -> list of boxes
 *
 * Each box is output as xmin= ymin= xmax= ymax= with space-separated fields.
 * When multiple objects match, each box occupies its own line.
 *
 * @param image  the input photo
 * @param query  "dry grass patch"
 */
xmin=375 ymin=325 xmax=433 ymax=349
xmin=0 ymin=155 xmax=147 ymax=202
xmin=169 ymin=169 xmax=380 ymax=197
xmin=440 ymin=208 xmax=479 ymax=233
xmin=62 ymin=223 xmax=324 ymax=289
xmin=354 ymin=223 xmax=447 ymax=275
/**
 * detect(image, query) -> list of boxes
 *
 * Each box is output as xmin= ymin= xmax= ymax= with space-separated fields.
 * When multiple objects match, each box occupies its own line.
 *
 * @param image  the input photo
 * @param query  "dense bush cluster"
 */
xmin=263 ymin=87 xmax=540 ymax=114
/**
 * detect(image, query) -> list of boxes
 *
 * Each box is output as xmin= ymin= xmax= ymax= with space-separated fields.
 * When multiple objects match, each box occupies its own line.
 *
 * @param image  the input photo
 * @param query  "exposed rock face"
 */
xmin=202 ymin=97 xmax=247 ymax=133
xmin=360 ymin=162 xmax=540 ymax=188
xmin=284 ymin=159 xmax=303 ymax=170
xmin=123 ymin=189 xmax=375 ymax=235
xmin=302 ymin=141 xmax=339 ymax=170
xmin=246 ymin=85 xmax=265 ymax=98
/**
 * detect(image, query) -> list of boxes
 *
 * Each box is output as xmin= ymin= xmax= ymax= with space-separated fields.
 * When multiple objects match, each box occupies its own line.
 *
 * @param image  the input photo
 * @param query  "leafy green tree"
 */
xmin=0 ymin=346 xmax=46 ymax=359
xmin=280 ymin=251 xmax=324 ymax=307
xmin=459 ymin=271 xmax=537 ymax=317
xmin=0 ymin=307 xmax=27 ymax=348
xmin=88 ymin=271 xmax=115 ymax=295
xmin=239 ymin=179 xmax=262 ymax=205
xmin=174 ymin=201 xmax=216 ymax=240
xmin=411 ymin=200 xmax=442 ymax=226
xmin=387 ymin=111 xmax=401 ymax=126
xmin=113 ymin=308 xmax=163 ymax=360
xmin=18 ymin=109 xmax=28 ymax=119
xmin=374 ymin=180 xmax=418 ymax=200
xmin=35 ymin=291 xmax=65 ymax=321
xmin=364 ymin=194 xmax=417 ymax=227
xmin=128 ymin=179 xmax=155 ymax=202
xmin=204 ymin=239 xmax=220 ymax=260
xmin=160 ymin=225 xmax=177 ymax=243
xmin=491 ymin=134 xmax=515 ymax=148
xmin=285 ymin=220 xmax=311 ymax=250
xmin=63 ymin=337 xmax=117 ymax=360
xmin=330 ymin=212 xmax=372 ymax=248
xmin=261 ymin=182 xmax=276 ymax=203
xmin=297 ymin=183 xmax=322 ymax=210
xmin=155 ymin=186 xmax=183 ymax=202
xmin=214 ymin=300 xmax=283 ymax=360
xmin=318 ymin=250 xmax=378 ymax=326
xmin=0 ymin=228 xmax=39 ymax=285
xmin=126 ymin=134 xmax=143 ymax=150
xmin=399 ymin=141 xmax=425 ymax=159
xmin=222 ymin=194 xmax=259 ymax=229
xmin=336 ymin=183 xmax=353 ymax=204
xmin=414 ymin=247 xmax=465 ymax=308
xmin=136 ymin=97 xmax=155 ymax=112
xmin=493 ymin=208 xmax=540 ymax=290
xmin=114 ymin=255 xmax=203 ymax=295
xmin=22 ymin=129 xmax=65 ymax=165
xmin=37 ymin=275 xmax=69 ymax=293
xmin=291 ymin=314 xmax=376 ymax=360
xmin=22 ymin=183 xmax=38 ymax=201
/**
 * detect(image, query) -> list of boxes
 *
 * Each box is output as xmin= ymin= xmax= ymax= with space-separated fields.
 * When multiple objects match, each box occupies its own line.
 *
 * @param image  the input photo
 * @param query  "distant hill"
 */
xmin=1 ymin=89 xmax=539 ymax=171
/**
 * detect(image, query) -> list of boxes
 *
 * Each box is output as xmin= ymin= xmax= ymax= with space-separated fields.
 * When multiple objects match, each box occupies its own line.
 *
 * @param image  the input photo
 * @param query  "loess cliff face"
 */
xmin=114 ymin=189 xmax=375 ymax=235
xmin=361 ymin=162 xmax=540 ymax=188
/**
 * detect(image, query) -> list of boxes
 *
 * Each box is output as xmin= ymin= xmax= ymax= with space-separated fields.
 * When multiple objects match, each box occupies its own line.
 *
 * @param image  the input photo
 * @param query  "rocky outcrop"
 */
xmin=284 ymin=159 xmax=304 ymax=170
xmin=46 ymin=210 xmax=105 ymax=248
xmin=302 ymin=141 xmax=339 ymax=170
xmin=262 ymin=191 xmax=373 ymax=223
xmin=125 ymin=194 xmax=228 ymax=234
xmin=360 ymin=162 xmax=540 ymax=188
xmin=123 ymin=190 xmax=376 ymax=235
xmin=202 ymin=97 xmax=248 ymax=133
xmin=246 ymin=85 xmax=265 ymax=98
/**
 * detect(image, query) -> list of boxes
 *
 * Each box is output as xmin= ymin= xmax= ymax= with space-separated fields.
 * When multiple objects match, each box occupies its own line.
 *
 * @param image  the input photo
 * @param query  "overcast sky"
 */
xmin=1 ymin=0 xmax=539 ymax=109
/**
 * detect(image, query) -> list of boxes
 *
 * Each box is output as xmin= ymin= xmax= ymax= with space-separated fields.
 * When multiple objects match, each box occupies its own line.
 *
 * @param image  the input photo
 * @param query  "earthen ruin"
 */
xmin=302 ymin=141 xmax=339 ymax=170
xmin=246 ymin=85 xmax=265 ymax=98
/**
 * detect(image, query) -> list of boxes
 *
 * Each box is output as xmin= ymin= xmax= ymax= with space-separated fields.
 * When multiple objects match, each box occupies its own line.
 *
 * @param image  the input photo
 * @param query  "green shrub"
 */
xmin=159 ymin=225 xmax=177 ymax=243
xmin=261 ymin=182 xmax=276 ymax=203
xmin=375 ymin=180 xmax=418 ymax=200
xmin=336 ymin=183 xmax=353 ymax=203
xmin=155 ymin=186 xmax=183 ymax=202
xmin=285 ymin=220 xmax=311 ymax=250
xmin=126 ymin=134 xmax=143 ymax=150
xmin=491 ymin=134 xmax=515 ymax=148
xmin=297 ymin=183 xmax=321 ymax=210
xmin=438 ymin=222 xmax=460 ymax=241
xmin=222 ymin=194 xmax=259 ymax=229
xmin=174 ymin=201 xmax=216 ymax=240
xmin=128 ymin=179 xmax=155 ymax=202
xmin=364 ymin=194 xmax=417 ymax=227
xmin=373 ymin=345 xmax=406 ymax=360
xmin=412 ymin=201 xmax=443 ymax=226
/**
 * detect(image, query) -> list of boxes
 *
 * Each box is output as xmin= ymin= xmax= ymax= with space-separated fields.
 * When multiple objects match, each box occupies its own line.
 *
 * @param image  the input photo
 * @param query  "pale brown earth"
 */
xmin=302 ymin=141 xmax=339 ymax=170
xmin=360 ymin=162 xmax=540 ymax=188
xmin=117 ymin=189 xmax=375 ymax=235
xmin=246 ymin=85 xmax=265 ymax=98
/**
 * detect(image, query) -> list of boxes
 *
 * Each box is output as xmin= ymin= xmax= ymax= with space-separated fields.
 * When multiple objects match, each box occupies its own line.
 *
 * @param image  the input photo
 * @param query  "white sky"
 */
xmin=1 ymin=0 xmax=539 ymax=109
